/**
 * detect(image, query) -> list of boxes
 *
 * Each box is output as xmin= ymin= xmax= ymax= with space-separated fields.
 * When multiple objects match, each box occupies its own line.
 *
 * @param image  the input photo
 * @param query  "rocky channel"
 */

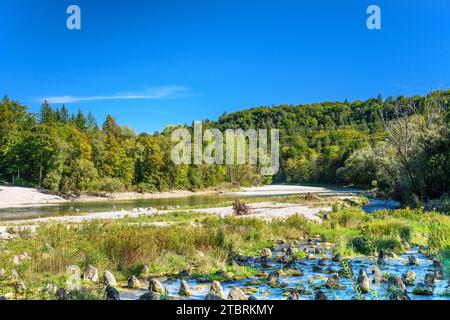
xmin=116 ymin=239 xmax=449 ymax=300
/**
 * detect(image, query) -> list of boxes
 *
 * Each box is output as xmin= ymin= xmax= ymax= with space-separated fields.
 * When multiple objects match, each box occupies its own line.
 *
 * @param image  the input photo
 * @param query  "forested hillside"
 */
xmin=0 ymin=90 xmax=448 ymax=206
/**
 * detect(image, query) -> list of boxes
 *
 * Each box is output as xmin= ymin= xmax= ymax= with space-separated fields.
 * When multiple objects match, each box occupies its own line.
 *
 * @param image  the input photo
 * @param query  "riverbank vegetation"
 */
xmin=0 ymin=206 xmax=448 ymax=299
xmin=1 ymin=90 xmax=448 ymax=208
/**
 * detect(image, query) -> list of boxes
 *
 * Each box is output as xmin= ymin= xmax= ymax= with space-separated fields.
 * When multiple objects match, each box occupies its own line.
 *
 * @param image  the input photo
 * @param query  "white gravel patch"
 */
xmin=232 ymin=185 xmax=331 ymax=196
xmin=187 ymin=202 xmax=327 ymax=222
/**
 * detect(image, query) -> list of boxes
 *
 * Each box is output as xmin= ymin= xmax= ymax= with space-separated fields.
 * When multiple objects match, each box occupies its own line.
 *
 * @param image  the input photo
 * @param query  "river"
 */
xmin=0 ymin=186 xmax=401 ymax=222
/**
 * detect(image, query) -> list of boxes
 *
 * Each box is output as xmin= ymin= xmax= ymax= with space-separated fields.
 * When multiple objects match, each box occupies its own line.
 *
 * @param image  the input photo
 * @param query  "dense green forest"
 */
xmin=0 ymin=90 xmax=449 ymax=207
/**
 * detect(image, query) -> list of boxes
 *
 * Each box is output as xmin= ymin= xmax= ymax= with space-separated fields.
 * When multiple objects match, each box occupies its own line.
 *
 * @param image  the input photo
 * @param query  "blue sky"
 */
xmin=1 ymin=0 xmax=449 ymax=133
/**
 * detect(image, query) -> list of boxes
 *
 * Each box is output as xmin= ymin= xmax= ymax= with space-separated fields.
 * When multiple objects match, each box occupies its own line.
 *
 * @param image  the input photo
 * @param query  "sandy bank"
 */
xmin=0 ymin=186 xmax=218 ymax=209
xmin=0 ymin=186 xmax=67 ymax=209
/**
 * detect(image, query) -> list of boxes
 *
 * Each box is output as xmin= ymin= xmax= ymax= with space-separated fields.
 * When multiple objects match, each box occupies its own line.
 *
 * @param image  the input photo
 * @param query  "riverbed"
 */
xmin=0 ymin=185 xmax=400 ymax=222
xmin=118 ymin=240 xmax=449 ymax=301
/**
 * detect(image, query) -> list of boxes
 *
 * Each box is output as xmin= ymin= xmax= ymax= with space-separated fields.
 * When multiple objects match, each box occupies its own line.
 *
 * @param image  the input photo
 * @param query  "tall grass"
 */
xmin=0 ymin=206 xmax=449 ymax=299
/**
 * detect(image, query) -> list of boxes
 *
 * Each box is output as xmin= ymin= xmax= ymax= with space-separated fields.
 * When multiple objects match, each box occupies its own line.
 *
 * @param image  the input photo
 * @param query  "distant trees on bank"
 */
xmin=0 ymin=90 xmax=448 ymax=206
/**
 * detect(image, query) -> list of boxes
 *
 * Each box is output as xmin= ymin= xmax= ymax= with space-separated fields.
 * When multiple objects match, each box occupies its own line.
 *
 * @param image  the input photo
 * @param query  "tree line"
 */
xmin=0 ymin=90 xmax=448 ymax=206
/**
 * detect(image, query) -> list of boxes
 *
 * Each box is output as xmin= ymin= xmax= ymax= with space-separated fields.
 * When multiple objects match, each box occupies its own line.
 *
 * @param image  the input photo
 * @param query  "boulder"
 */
xmin=314 ymin=290 xmax=328 ymax=300
xmin=387 ymin=276 xmax=407 ymax=292
xmin=318 ymin=259 xmax=327 ymax=266
xmin=401 ymin=271 xmax=416 ymax=285
xmin=43 ymin=283 xmax=58 ymax=295
xmin=205 ymin=281 xmax=224 ymax=300
xmin=387 ymin=276 xmax=409 ymax=300
xmin=13 ymin=252 xmax=31 ymax=266
xmin=357 ymin=269 xmax=370 ymax=293
xmin=149 ymin=279 xmax=165 ymax=294
xmin=127 ymin=276 xmax=141 ymax=289
xmin=424 ymin=273 xmax=435 ymax=288
xmin=227 ymin=286 xmax=247 ymax=300
xmin=433 ymin=260 xmax=445 ymax=280
xmin=267 ymin=272 xmax=280 ymax=286
xmin=312 ymin=265 xmax=323 ymax=273
xmin=103 ymin=270 xmax=117 ymax=287
xmin=83 ymin=265 xmax=99 ymax=282
xmin=332 ymin=253 xmax=341 ymax=262
xmin=377 ymin=250 xmax=386 ymax=265
xmin=287 ymin=290 xmax=299 ymax=300
xmin=248 ymin=295 xmax=258 ymax=300
xmin=260 ymin=248 xmax=272 ymax=258
xmin=412 ymin=283 xmax=433 ymax=296
xmin=105 ymin=285 xmax=120 ymax=300
xmin=407 ymin=255 xmax=420 ymax=266
xmin=306 ymin=253 xmax=316 ymax=260
xmin=16 ymin=281 xmax=26 ymax=294
xmin=338 ymin=266 xmax=353 ymax=279
xmin=326 ymin=273 xmax=344 ymax=290
xmin=0 ymin=268 xmax=6 ymax=279
xmin=11 ymin=269 xmax=19 ymax=281
xmin=277 ymin=255 xmax=291 ymax=264
xmin=286 ymin=245 xmax=297 ymax=256
xmin=55 ymin=288 xmax=67 ymax=300
xmin=139 ymin=291 xmax=161 ymax=300
xmin=178 ymin=280 xmax=192 ymax=296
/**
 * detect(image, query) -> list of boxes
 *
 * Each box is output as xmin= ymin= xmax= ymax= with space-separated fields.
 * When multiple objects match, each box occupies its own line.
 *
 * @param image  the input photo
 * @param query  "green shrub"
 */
xmin=93 ymin=177 xmax=125 ymax=192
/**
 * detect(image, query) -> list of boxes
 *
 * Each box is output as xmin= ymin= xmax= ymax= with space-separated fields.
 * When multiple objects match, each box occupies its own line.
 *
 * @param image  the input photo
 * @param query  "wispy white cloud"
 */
xmin=40 ymin=86 xmax=194 ymax=104
xmin=392 ymin=83 xmax=414 ymax=90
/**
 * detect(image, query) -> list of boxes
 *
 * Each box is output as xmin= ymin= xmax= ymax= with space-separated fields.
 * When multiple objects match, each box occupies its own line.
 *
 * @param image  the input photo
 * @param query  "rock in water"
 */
xmin=103 ymin=270 xmax=117 ymax=287
xmin=128 ymin=276 xmax=141 ymax=289
xmin=357 ymin=269 xmax=370 ymax=293
xmin=401 ymin=271 xmax=416 ymax=285
xmin=332 ymin=253 xmax=341 ymax=262
xmin=387 ymin=276 xmax=406 ymax=292
xmin=286 ymin=245 xmax=297 ymax=256
xmin=432 ymin=260 xmax=445 ymax=279
xmin=149 ymin=279 xmax=165 ymax=295
xmin=178 ymin=280 xmax=193 ymax=296
xmin=412 ymin=283 xmax=433 ymax=295
xmin=261 ymin=248 xmax=272 ymax=259
xmin=205 ymin=281 xmax=224 ymax=300
xmin=248 ymin=295 xmax=258 ymax=300
xmin=387 ymin=276 xmax=409 ymax=300
xmin=424 ymin=273 xmax=435 ymax=288
xmin=83 ymin=265 xmax=99 ymax=282
xmin=407 ymin=255 xmax=420 ymax=266
xmin=377 ymin=250 xmax=386 ymax=265
xmin=105 ymin=285 xmax=120 ymax=300
xmin=326 ymin=273 xmax=344 ymax=290
xmin=318 ymin=259 xmax=327 ymax=266
xmin=268 ymin=271 xmax=280 ymax=285
xmin=139 ymin=291 xmax=161 ymax=300
xmin=314 ymin=290 xmax=328 ymax=300
xmin=287 ymin=290 xmax=299 ymax=300
xmin=227 ymin=286 xmax=247 ymax=300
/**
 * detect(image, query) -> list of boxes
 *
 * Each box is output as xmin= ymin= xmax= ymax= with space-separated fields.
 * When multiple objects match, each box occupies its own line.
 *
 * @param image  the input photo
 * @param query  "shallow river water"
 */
xmin=118 ymin=240 xmax=448 ymax=301
xmin=0 ymin=192 xmax=400 ymax=222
